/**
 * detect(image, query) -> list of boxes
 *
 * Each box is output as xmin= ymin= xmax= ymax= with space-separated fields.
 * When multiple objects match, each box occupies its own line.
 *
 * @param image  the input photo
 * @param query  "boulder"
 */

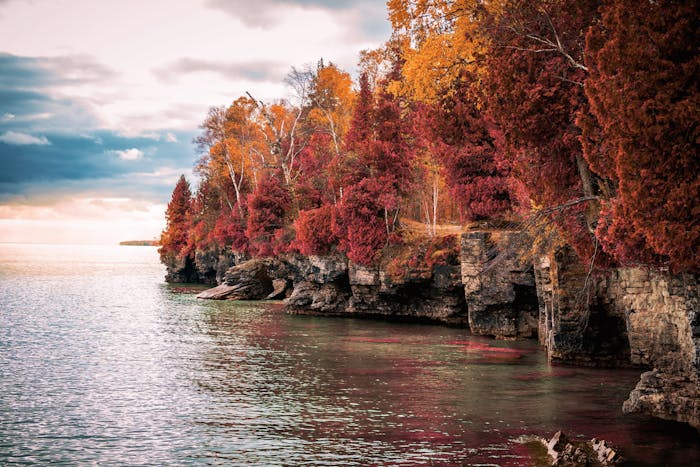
xmin=197 ymin=258 xmax=273 ymax=300
xmin=540 ymin=431 xmax=623 ymax=466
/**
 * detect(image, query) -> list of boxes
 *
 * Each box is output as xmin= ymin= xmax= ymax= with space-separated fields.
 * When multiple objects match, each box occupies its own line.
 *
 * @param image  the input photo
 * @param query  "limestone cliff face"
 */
xmin=194 ymin=247 xmax=243 ymax=285
xmin=282 ymin=255 xmax=351 ymax=314
xmin=461 ymin=232 xmax=538 ymax=338
xmin=162 ymin=254 xmax=199 ymax=283
xmin=346 ymin=260 xmax=467 ymax=324
xmin=189 ymin=231 xmax=699 ymax=431
xmin=617 ymin=269 xmax=699 ymax=430
xmin=163 ymin=246 xmax=242 ymax=284
xmin=282 ymin=253 xmax=467 ymax=324
xmin=534 ymin=247 xmax=631 ymax=367
xmin=536 ymin=247 xmax=699 ymax=429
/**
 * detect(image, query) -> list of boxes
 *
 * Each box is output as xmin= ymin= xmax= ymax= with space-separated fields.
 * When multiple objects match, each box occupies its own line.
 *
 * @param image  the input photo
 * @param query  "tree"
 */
xmin=293 ymin=205 xmax=338 ymax=256
xmin=159 ymin=175 xmax=193 ymax=259
xmin=387 ymin=0 xmax=498 ymax=103
xmin=246 ymin=172 xmax=292 ymax=257
xmin=581 ymin=0 xmax=700 ymax=271
xmin=195 ymin=98 xmax=261 ymax=219
xmin=333 ymin=178 xmax=390 ymax=265
xmin=308 ymin=61 xmax=356 ymax=156
xmin=430 ymin=75 xmax=512 ymax=221
xmin=483 ymin=0 xmax=603 ymax=262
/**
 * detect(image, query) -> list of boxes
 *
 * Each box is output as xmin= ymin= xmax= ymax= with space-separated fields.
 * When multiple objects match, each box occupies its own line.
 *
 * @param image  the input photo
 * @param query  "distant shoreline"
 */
xmin=119 ymin=240 xmax=159 ymax=246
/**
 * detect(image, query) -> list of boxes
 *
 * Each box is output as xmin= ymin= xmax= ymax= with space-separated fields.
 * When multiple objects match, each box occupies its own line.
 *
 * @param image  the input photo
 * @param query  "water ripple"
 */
xmin=1 ymin=244 xmax=698 ymax=465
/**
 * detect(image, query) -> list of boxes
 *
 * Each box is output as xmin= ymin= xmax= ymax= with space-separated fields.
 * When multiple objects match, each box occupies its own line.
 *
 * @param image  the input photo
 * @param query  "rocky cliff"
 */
xmin=163 ymin=246 xmax=242 ymax=284
xmin=536 ymin=247 xmax=699 ymax=429
xmin=189 ymin=231 xmax=699 ymax=431
xmin=281 ymin=250 xmax=467 ymax=325
xmin=461 ymin=231 xmax=538 ymax=338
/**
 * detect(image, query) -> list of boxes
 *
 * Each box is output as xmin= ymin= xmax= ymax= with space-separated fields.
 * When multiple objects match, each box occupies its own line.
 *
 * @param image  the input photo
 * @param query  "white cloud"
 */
xmin=165 ymin=132 xmax=178 ymax=142
xmin=0 ymin=0 xmax=389 ymax=134
xmin=110 ymin=148 xmax=144 ymax=160
xmin=0 ymin=131 xmax=50 ymax=145
xmin=1 ymin=112 xmax=15 ymax=122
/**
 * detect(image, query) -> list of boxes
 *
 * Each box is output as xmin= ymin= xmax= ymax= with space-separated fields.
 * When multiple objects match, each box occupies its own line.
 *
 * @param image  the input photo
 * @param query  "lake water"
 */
xmin=0 ymin=244 xmax=697 ymax=465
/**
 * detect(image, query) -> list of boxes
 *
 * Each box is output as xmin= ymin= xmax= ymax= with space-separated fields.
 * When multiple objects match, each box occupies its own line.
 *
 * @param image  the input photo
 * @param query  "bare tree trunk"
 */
xmin=432 ymin=177 xmax=439 ymax=237
xmin=422 ymin=198 xmax=432 ymax=237
xmin=384 ymin=208 xmax=390 ymax=236
xmin=575 ymin=153 xmax=595 ymax=199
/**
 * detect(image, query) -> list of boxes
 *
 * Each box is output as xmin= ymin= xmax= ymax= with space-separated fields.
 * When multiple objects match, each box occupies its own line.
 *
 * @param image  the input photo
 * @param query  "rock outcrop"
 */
xmin=536 ymin=247 xmax=699 ymax=429
xmin=163 ymin=254 xmax=199 ymax=283
xmin=461 ymin=231 xmax=538 ymax=338
xmin=196 ymin=258 xmax=273 ymax=300
xmin=617 ymin=269 xmax=699 ymax=430
xmin=540 ymin=431 xmax=623 ymax=466
xmin=282 ymin=255 xmax=351 ymax=314
xmin=193 ymin=247 xmax=243 ymax=285
xmin=281 ymin=252 xmax=468 ymax=324
xmin=345 ymin=259 xmax=467 ymax=324
xmin=163 ymin=246 xmax=243 ymax=284
xmin=534 ymin=246 xmax=632 ymax=366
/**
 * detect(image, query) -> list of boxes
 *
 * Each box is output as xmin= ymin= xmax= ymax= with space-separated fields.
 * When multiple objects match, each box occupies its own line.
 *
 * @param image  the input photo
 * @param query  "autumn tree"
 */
xmin=246 ymin=172 xmax=292 ymax=257
xmin=293 ymin=204 xmax=338 ymax=256
xmin=483 ymin=0 xmax=603 ymax=261
xmin=333 ymin=178 xmax=391 ymax=265
xmin=420 ymin=74 xmax=512 ymax=222
xmin=307 ymin=61 xmax=356 ymax=156
xmin=387 ymin=0 xmax=486 ymax=102
xmin=195 ymin=98 xmax=261 ymax=218
xmin=580 ymin=0 xmax=700 ymax=271
xmin=159 ymin=175 xmax=193 ymax=260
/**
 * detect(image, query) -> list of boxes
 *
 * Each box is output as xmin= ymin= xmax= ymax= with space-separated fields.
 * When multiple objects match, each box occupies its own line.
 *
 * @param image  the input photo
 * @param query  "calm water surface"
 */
xmin=0 ymin=244 xmax=698 ymax=466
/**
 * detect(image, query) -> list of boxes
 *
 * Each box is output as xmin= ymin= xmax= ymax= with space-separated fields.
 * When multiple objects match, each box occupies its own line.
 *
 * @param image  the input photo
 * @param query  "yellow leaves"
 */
xmin=308 ymin=64 xmax=356 ymax=146
xmin=387 ymin=0 xmax=496 ymax=103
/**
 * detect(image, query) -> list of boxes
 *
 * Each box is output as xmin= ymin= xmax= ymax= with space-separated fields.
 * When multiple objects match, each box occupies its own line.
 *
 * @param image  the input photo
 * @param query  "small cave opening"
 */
xmin=513 ymin=283 xmax=540 ymax=339
xmin=581 ymin=305 xmax=632 ymax=366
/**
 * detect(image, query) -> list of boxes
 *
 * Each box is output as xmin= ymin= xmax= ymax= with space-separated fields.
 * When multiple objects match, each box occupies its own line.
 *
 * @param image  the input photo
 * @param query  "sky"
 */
xmin=0 ymin=0 xmax=390 ymax=244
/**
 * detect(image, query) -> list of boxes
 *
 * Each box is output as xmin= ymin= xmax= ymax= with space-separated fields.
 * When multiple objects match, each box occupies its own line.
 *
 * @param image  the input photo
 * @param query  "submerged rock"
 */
xmin=540 ymin=431 xmax=623 ymax=466
xmin=195 ymin=283 xmax=241 ymax=300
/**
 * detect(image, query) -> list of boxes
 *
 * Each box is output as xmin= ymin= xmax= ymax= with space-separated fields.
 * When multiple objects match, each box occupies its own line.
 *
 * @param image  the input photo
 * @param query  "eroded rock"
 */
xmin=540 ymin=431 xmax=623 ymax=466
xmin=461 ymin=231 xmax=538 ymax=338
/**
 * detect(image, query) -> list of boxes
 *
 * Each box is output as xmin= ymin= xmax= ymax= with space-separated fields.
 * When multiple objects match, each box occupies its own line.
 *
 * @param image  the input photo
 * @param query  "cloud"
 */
xmin=110 ymin=148 xmax=143 ymax=161
xmin=153 ymin=57 xmax=286 ymax=83
xmin=205 ymin=0 xmax=390 ymax=42
xmin=0 ymin=52 xmax=116 ymax=88
xmin=0 ymin=54 xmax=102 ymax=134
xmin=0 ymin=0 xmax=392 ymax=243
xmin=0 ymin=130 xmax=197 ymax=205
xmin=0 ymin=130 xmax=50 ymax=145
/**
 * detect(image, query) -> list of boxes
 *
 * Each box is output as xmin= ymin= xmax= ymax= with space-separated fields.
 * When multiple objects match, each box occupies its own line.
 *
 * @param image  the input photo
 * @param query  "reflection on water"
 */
xmin=0 ymin=244 xmax=697 ymax=465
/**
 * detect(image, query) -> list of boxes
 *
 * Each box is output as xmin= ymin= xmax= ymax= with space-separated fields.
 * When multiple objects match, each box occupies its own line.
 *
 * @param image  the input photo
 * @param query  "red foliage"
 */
xmin=294 ymin=133 xmax=337 ymax=210
xmin=582 ymin=0 xmax=700 ymax=272
xmin=159 ymin=175 xmax=193 ymax=259
xmin=424 ymin=84 xmax=512 ymax=220
xmin=208 ymin=205 xmax=248 ymax=253
xmin=595 ymin=200 xmax=664 ymax=267
xmin=484 ymin=0 xmax=603 ymax=262
xmin=345 ymin=72 xmax=374 ymax=155
xmin=293 ymin=205 xmax=338 ymax=256
xmin=333 ymin=178 xmax=389 ymax=265
xmin=246 ymin=172 xmax=291 ymax=257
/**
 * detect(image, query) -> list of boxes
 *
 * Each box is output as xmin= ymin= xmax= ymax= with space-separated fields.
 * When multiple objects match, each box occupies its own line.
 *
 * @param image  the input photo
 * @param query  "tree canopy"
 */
xmin=161 ymin=2 xmax=699 ymax=273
